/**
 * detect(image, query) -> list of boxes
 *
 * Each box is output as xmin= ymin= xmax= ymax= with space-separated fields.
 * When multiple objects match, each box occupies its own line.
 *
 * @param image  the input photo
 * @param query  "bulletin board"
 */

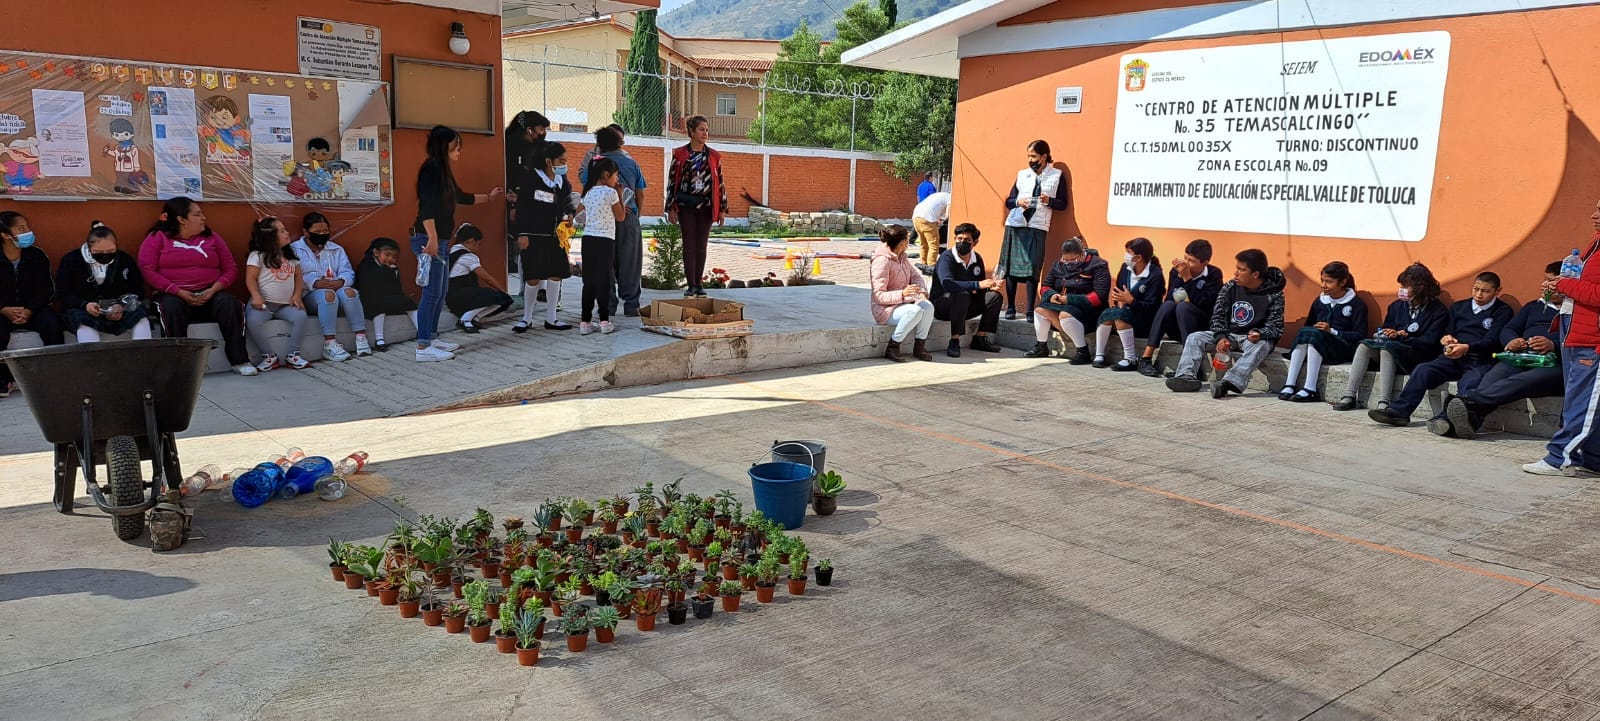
xmin=392 ymin=56 xmax=495 ymax=135
xmin=0 ymin=49 xmax=394 ymax=204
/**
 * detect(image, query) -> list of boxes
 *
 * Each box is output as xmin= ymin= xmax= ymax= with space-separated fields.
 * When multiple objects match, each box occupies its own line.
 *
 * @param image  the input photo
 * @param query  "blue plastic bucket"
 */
xmin=749 ymin=461 xmax=815 ymax=530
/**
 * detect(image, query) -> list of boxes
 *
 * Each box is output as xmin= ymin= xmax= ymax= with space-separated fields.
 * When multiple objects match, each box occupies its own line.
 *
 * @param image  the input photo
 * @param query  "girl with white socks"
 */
xmin=354 ymin=237 xmax=418 ymax=352
xmin=1281 ymin=261 xmax=1367 ymax=402
xmin=511 ymin=141 xmax=575 ymax=332
xmin=1094 ymin=237 xmax=1165 ymax=371
xmin=1026 ymin=238 xmax=1111 ymax=364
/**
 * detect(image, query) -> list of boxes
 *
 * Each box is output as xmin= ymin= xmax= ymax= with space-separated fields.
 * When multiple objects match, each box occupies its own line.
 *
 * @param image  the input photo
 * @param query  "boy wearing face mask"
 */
xmin=291 ymin=211 xmax=370 ymax=361
xmin=930 ymin=222 xmax=1004 ymax=357
xmin=1369 ymin=271 xmax=1514 ymax=426
xmin=1430 ymin=262 xmax=1564 ymax=439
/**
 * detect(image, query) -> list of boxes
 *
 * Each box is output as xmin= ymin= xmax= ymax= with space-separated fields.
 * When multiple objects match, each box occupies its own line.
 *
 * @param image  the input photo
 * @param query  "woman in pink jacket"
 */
xmin=870 ymin=224 xmax=935 ymax=362
xmin=139 ymin=196 xmax=255 ymax=376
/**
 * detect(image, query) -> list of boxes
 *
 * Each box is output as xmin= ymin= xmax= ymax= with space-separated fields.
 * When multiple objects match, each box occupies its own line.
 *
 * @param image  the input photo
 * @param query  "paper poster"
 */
xmin=31 ymin=89 xmax=91 ymax=178
xmin=96 ymin=92 xmax=153 ymax=196
xmin=148 ymin=86 xmax=202 ymax=200
xmin=340 ymin=126 xmax=381 ymax=201
xmin=1107 ymin=31 xmax=1452 ymax=241
xmin=198 ymin=93 xmax=250 ymax=166
xmin=298 ymin=18 xmax=382 ymax=81
xmin=249 ymin=94 xmax=294 ymax=201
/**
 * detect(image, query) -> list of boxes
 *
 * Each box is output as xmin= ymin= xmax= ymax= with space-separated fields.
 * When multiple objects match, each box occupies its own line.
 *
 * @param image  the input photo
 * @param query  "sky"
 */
xmin=658 ymin=0 xmax=693 ymax=13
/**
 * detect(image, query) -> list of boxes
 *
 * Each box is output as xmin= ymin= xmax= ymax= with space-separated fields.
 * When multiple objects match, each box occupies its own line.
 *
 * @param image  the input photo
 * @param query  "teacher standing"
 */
xmin=666 ymin=115 xmax=728 ymax=298
xmin=411 ymin=125 xmax=502 ymax=363
xmin=998 ymin=139 xmax=1070 ymax=322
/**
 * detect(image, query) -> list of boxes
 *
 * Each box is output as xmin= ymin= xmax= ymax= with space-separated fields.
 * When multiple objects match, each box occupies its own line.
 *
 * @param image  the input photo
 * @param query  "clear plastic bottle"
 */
xmin=178 ymin=463 xmax=222 ymax=498
xmin=1171 ymin=286 xmax=1189 ymax=304
xmin=314 ymin=475 xmax=347 ymax=501
xmin=1562 ymin=249 xmax=1583 ymax=279
xmin=333 ymin=451 xmax=369 ymax=478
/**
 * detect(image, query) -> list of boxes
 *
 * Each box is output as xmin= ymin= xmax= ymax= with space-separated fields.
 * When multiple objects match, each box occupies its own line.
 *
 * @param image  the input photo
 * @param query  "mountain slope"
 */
xmin=659 ymin=0 xmax=965 ymax=40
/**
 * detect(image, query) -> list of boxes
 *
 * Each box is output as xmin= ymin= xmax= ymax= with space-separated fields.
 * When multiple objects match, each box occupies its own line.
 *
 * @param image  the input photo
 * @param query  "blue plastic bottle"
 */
xmin=1562 ymin=249 xmax=1583 ymax=279
xmin=280 ymin=456 xmax=334 ymax=499
xmin=232 ymin=462 xmax=286 ymax=508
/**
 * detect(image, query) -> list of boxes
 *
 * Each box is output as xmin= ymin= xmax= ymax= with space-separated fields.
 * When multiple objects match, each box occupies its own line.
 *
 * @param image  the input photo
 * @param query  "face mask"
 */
xmin=308 ymin=233 xmax=330 ymax=246
xmin=13 ymin=231 xmax=34 ymax=248
xmin=1124 ymin=252 xmax=1135 ymax=266
xmin=91 ymin=251 xmax=117 ymax=264
xmin=554 ymin=165 xmax=568 ymax=176
xmin=954 ymin=241 xmax=973 ymax=256
xmin=1028 ymin=161 xmax=1044 ymax=173
xmin=1397 ymin=287 xmax=1412 ymax=301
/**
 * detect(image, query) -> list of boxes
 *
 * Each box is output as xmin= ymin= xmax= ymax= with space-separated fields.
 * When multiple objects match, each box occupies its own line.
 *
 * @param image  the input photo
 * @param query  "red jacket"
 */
xmin=1558 ymin=233 xmax=1600 ymax=348
xmin=667 ymin=144 xmax=729 ymax=224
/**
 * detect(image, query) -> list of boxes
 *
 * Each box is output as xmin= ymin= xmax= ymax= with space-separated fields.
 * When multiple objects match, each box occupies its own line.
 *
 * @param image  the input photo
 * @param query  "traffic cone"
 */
xmin=811 ymin=256 xmax=823 ymax=275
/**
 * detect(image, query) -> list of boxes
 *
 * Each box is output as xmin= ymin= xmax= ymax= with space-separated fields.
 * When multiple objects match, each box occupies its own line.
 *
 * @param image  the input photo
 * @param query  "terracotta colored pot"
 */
xmin=703 ymin=557 xmax=717 ymax=572
xmin=431 ymin=570 xmax=451 ymax=588
xmin=533 ymin=590 xmax=552 ymax=605
xmin=580 ymin=581 xmax=594 ymax=596
xmin=552 ymin=600 xmax=565 ymax=617
xmin=596 ymin=627 xmax=615 ymax=643
xmin=714 ymin=515 xmax=731 ymax=529
xmin=779 ymin=553 xmax=791 ymax=565
xmin=787 ymin=577 xmax=807 ymax=596
xmin=444 ymin=614 xmax=467 ymax=633
xmin=496 ymin=632 xmax=517 ymax=653
xmin=602 ymin=520 xmax=618 ymax=534
xmin=720 ymin=594 xmax=741 ymax=612
xmin=565 ymin=527 xmax=583 ymax=543
xmin=688 ymin=546 xmax=705 ymax=561
xmin=635 ymin=612 xmax=657 ymax=632
xmin=675 ymin=539 xmax=690 ymax=554
xmin=486 ymin=601 xmax=500 ymax=619
xmin=451 ymin=582 xmax=464 ymax=599
xmin=621 ymin=530 xmax=635 ymax=545
xmin=516 ymin=644 xmax=540 ymax=666
xmin=343 ymin=572 xmax=365 ymax=590
xmin=499 ymin=570 xmax=513 ymax=587
xmin=548 ymin=515 xmax=563 ymax=532
xmin=813 ymin=496 xmax=838 ymax=516
xmin=398 ymin=600 xmax=420 ymax=618
xmin=537 ymin=535 xmax=554 ymax=548
xmin=721 ymin=564 xmax=739 ymax=581
xmin=614 ymin=602 xmax=632 ymax=619
xmin=581 ymin=510 xmax=595 ymax=526
xmin=469 ymin=623 xmax=492 ymax=643
xmin=756 ymin=583 xmax=776 ymax=603
xmin=364 ymin=579 xmax=382 ymax=597
xmin=646 ymin=521 xmax=660 ymax=538
xmin=741 ymin=575 xmax=757 ymax=591
xmin=481 ymin=560 xmax=502 ymax=579
xmin=612 ymin=501 xmax=629 ymax=516
xmin=330 ymin=564 xmax=346 ymax=582
xmin=566 ymin=632 xmax=589 ymax=653
xmin=378 ymin=587 xmax=400 ymax=606
xmin=421 ymin=605 xmax=444 ymax=626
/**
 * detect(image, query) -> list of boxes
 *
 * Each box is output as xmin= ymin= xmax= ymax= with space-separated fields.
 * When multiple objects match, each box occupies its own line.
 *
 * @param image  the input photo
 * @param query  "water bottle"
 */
xmin=178 ymin=463 xmax=222 ymax=498
xmin=1562 ymin=249 xmax=1583 ymax=279
xmin=416 ymin=254 xmax=432 ymax=287
xmin=333 ymin=451 xmax=369 ymax=478
xmin=1172 ymin=286 xmax=1189 ymax=304
xmin=280 ymin=456 xmax=334 ymax=499
xmin=232 ymin=462 xmax=286 ymax=508
xmin=218 ymin=467 xmax=251 ymax=503
xmin=314 ymin=475 xmax=347 ymax=501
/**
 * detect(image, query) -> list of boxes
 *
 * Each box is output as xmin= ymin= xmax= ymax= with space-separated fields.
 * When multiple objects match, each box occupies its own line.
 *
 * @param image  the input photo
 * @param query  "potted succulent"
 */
xmin=590 ymin=605 xmax=620 ymax=643
xmin=327 ymin=538 xmax=348 ymax=582
xmin=495 ymin=598 xmax=520 ymax=653
xmin=739 ymin=562 xmax=759 ymax=591
xmin=553 ymin=577 xmax=581 ymax=617
xmin=611 ymin=493 xmax=631 ymax=516
xmin=443 ymin=600 xmax=469 ymax=633
xmin=633 ymin=586 xmax=662 ymax=632
xmin=480 ymin=551 xmax=503 ymax=580
xmin=563 ymin=499 xmax=589 ymax=543
xmin=814 ymin=471 xmax=846 ymax=515
xmin=691 ymin=587 xmax=716 ymax=619
xmin=396 ymin=571 xmax=423 ymax=619
xmin=532 ymin=505 xmax=557 ymax=547
xmin=665 ymin=577 xmax=687 ymax=606
xmin=598 ymin=506 xmax=620 ymax=535
xmin=786 ymin=549 xmax=809 ymax=596
xmin=344 ymin=544 xmax=381 ymax=593
xmin=703 ymin=541 xmax=723 ymax=572
xmin=512 ymin=606 xmax=542 ymax=666
xmin=607 ymin=580 xmax=635 ymax=619
xmin=419 ymin=585 xmax=445 ymax=626
xmin=592 ymin=571 xmax=620 ymax=606
xmin=815 ymin=558 xmax=834 ymax=586
xmin=563 ymin=609 xmax=592 ymax=653
xmin=464 ymin=580 xmax=494 ymax=642
xmin=522 ymin=596 xmax=547 ymax=639
xmin=667 ymin=599 xmax=688 ymax=625
xmin=718 ymin=580 xmax=744 ymax=612
xmin=484 ymin=586 xmax=504 ymax=620
xmin=541 ymin=499 xmax=565 ymax=532
xmin=754 ymin=557 xmax=780 ymax=603
xmin=720 ymin=550 xmax=741 ymax=581
xmin=714 ymin=490 xmax=737 ymax=528
xmin=729 ymin=507 xmax=747 ymax=539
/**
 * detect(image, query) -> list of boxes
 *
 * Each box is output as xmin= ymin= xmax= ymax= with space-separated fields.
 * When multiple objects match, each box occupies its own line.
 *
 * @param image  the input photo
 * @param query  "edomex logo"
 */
xmin=1359 ymin=47 xmax=1436 ymax=64
xmin=1124 ymin=59 xmax=1149 ymax=92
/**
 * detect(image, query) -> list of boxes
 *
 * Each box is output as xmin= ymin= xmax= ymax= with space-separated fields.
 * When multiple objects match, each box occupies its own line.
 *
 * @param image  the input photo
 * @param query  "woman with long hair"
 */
xmin=0 ymin=210 xmax=64 ymax=395
xmin=410 ymin=125 xmax=503 ymax=362
xmin=666 ymin=115 xmax=728 ymax=298
xmin=243 ymin=217 xmax=310 ymax=372
xmin=869 ymin=224 xmax=935 ymax=362
xmin=998 ymin=139 xmax=1070 ymax=322
xmin=138 ymin=197 xmax=255 ymax=375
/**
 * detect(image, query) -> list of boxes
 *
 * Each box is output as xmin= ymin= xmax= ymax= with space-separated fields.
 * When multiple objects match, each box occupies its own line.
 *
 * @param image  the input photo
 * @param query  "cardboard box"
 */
xmin=641 ymin=298 xmax=754 ymax=339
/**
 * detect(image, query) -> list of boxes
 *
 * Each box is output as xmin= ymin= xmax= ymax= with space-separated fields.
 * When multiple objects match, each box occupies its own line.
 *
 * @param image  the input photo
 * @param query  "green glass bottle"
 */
xmin=1493 ymin=351 xmax=1557 ymax=368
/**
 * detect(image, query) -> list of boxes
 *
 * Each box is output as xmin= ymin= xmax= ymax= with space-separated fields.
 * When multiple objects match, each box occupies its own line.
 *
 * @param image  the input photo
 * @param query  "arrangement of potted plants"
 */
xmin=814 ymin=471 xmax=846 ymax=516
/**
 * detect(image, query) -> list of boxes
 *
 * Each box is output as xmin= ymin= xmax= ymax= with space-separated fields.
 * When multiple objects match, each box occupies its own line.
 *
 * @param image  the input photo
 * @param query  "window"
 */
xmin=716 ymin=93 xmax=737 ymax=116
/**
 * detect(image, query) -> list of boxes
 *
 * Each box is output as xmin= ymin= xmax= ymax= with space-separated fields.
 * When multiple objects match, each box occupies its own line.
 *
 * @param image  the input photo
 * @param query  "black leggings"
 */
xmin=1005 ymin=276 xmax=1038 ymax=315
xmin=581 ymin=236 xmax=616 ymax=323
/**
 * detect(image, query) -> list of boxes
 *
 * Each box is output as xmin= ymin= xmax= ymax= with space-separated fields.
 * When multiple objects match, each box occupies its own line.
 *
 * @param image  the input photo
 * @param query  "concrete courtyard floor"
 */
xmin=4 ymin=352 xmax=1600 ymax=720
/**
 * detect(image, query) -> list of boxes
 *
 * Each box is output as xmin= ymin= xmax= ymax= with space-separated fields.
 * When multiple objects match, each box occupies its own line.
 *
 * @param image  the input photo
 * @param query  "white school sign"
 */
xmin=1107 ymin=31 xmax=1452 ymax=242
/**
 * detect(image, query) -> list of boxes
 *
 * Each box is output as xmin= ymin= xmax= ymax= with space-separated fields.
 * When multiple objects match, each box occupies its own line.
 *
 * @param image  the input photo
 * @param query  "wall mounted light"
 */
xmin=448 ymin=22 xmax=471 ymax=56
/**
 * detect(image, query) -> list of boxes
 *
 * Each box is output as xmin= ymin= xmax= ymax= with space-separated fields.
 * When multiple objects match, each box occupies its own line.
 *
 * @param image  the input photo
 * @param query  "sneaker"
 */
xmin=946 ymin=339 xmax=962 ymax=358
xmin=969 ymin=336 xmax=1002 ymax=353
xmin=1137 ymin=358 xmax=1161 ymax=377
xmin=683 ymin=287 xmax=696 ymax=298
xmin=354 ymin=334 xmax=373 ymax=356
xmin=1005 ymin=310 xmax=1018 ymax=321
xmin=1444 ymin=396 xmax=1476 ymax=440
xmin=233 ymin=363 xmax=259 ymax=377
xmin=694 ymin=289 xmax=709 ymax=299
xmin=1111 ymin=359 xmax=1137 ymax=372
xmin=285 ymin=352 xmax=311 ymax=370
xmin=415 ymin=346 xmax=454 ymax=362
xmin=580 ymin=322 xmax=595 ymax=335
xmin=1024 ymin=341 xmax=1050 ymax=358
xmin=324 ymin=339 xmax=352 ymax=362
xmin=600 ymin=321 xmax=619 ymax=334
xmin=1091 ymin=355 xmax=1109 ymax=369
xmin=1368 ymin=408 xmax=1409 ymax=426
xmin=1426 ymin=417 xmax=1455 ymax=438
xmin=255 ymin=354 xmax=281 ymax=373
xmin=545 ymin=321 xmax=574 ymax=331
xmin=1522 ymin=460 xmax=1575 ymax=476
xmin=430 ymin=339 xmax=460 ymax=352
xmin=1069 ymin=348 xmax=1092 ymax=365
xmin=1166 ymin=375 xmax=1202 ymax=393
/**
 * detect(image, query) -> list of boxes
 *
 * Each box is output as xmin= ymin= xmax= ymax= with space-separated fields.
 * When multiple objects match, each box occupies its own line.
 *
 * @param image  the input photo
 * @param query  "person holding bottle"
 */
xmin=1330 ymin=263 xmax=1449 ymax=412
xmin=56 ymin=221 xmax=153 ymax=343
xmin=1368 ymin=271 xmax=1513 ymax=426
xmin=140 ymin=197 xmax=255 ymax=376
xmin=1527 ymin=203 xmax=1600 ymax=475
xmin=292 ymin=212 xmax=370 ymax=361
xmin=1137 ymin=239 xmax=1223 ymax=377
xmin=0 ymin=210 xmax=63 ymax=396
xmin=998 ymin=139 xmax=1070 ymax=321
xmin=1277 ymin=261 xmax=1367 ymax=402
xmin=1164 ymin=248 xmax=1286 ymax=399
xmin=1430 ymin=262 xmax=1563 ymax=439
xmin=410 ymin=125 xmax=505 ymax=362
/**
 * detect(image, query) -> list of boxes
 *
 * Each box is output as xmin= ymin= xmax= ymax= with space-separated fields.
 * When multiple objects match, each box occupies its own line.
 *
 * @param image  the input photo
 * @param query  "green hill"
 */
xmin=659 ymin=0 xmax=965 ymax=40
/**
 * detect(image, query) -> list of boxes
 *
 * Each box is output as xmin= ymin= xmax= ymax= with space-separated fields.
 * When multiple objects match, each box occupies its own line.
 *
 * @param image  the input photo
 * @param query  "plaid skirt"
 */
xmin=1294 ymin=327 xmax=1357 ymax=364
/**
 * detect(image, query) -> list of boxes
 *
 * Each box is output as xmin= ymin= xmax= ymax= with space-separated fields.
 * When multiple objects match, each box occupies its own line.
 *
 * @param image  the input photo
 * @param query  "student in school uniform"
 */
xmin=929 ymin=222 xmax=1003 ymax=357
xmin=1431 ymin=262 xmax=1563 ymax=439
xmin=1094 ymin=237 xmax=1165 ymax=371
xmin=1165 ymin=248 xmax=1286 ymax=399
xmin=445 ymin=224 xmax=514 ymax=333
xmin=1330 ymin=262 xmax=1449 ymax=412
xmin=1137 ymin=239 xmax=1223 ymax=377
xmin=1025 ymin=238 xmax=1111 ymax=364
xmin=1368 ymin=271 xmax=1514 ymax=426
xmin=1278 ymin=261 xmax=1368 ymax=402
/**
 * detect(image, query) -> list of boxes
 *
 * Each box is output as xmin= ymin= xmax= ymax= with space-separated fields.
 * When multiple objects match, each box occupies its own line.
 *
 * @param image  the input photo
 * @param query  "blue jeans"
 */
xmin=303 ymin=287 xmax=367 ymax=336
xmin=1544 ymin=315 xmax=1600 ymax=469
xmin=410 ymin=233 xmax=449 ymax=344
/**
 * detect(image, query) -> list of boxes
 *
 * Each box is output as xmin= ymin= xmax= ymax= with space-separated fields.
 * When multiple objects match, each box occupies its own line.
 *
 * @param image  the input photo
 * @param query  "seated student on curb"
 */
xmin=56 ymin=221 xmax=153 ymax=343
xmin=243 ymin=217 xmax=310 ymax=371
xmin=445 ymin=223 xmax=514 ymax=333
xmin=1430 ymin=262 xmax=1563 ymax=439
xmin=930 ymin=222 xmax=1003 ymax=357
xmin=1026 ymin=238 xmax=1111 ymax=363
xmin=354 ymin=237 xmax=418 ymax=352
xmin=1138 ymin=239 xmax=1223 ymax=377
xmin=1166 ymin=248 xmax=1286 ymax=398
xmin=1095 ymin=237 xmax=1165 ymax=371
xmin=1368 ymin=271 xmax=1514 ymax=426
xmin=1331 ymin=263 xmax=1449 ymax=411
xmin=292 ymin=212 xmax=369 ymax=361
xmin=1279 ymin=261 xmax=1367 ymax=402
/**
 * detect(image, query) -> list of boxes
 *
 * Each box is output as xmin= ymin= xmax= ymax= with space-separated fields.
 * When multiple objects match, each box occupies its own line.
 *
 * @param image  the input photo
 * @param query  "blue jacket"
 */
xmin=917 ymin=180 xmax=937 ymax=202
xmin=1113 ymin=261 xmax=1166 ymax=319
xmin=1502 ymin=300 xmax=1561 ymax=358
xmin=1304 ymin=290 xmax=1370 ymax=343
xmin=290 ymin=238 xmax=356 ymax=290
xmin=1446 ymin=298 xmax=1515 ymax=360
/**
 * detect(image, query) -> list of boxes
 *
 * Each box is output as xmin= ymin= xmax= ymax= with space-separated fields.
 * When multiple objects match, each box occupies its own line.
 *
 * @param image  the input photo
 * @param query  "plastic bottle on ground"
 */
xmin=178 ymin=464 xmax=222 ymax=498
xmin=333 ymin=451 xmax=369 ymax=478
xmin=280 ymin=456 xmax=334 ymax=499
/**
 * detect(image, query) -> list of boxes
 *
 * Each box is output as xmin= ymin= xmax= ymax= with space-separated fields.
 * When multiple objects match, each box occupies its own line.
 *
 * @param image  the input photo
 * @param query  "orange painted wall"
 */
xmin=953 ymin=5 xmax=1600 ymax=321
xmin=5 ymin=0 xmax=506 ymax=293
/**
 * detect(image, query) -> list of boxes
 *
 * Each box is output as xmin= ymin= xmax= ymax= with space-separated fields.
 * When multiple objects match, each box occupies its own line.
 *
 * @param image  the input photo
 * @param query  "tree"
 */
xmin=749 ymin=20 xmax=827 ymax=147
xmin=879 ymin=0 xmax=898 ymax=25
xmin=615 ymin=11 xmax=666 ymax=136
xmin=869 ymin=72 xmax=956 ymax=180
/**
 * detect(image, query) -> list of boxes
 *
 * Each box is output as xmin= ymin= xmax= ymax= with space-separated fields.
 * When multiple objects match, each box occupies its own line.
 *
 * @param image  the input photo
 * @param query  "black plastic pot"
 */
xmin=691 ymin=597 xmax=714 ymax=619
xmin=816 ymin=566 xmax=834 ymax=586
xmin=595 ymin=589 xmax=611 ymax=607
xmin=667 ymin=603 xmax=688 ymax=625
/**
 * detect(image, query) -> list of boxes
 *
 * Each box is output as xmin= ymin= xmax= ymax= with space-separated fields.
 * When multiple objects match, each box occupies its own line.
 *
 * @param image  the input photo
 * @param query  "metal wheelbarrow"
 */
xmin=1 ymin=338 xmax=214 ymax=540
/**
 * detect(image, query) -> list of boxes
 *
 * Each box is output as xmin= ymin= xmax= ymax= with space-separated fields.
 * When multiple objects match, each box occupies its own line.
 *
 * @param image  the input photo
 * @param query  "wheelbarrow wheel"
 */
xmin=107 ymin=435 xmax=146 ymax=541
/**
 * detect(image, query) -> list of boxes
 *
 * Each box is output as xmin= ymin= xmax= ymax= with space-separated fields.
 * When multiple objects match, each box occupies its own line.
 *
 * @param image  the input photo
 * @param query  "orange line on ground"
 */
xmin=725 ymin=375 xmax=1600 ymax=607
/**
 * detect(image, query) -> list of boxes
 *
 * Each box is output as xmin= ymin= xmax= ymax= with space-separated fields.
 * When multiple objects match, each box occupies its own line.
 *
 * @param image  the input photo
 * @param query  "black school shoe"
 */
xmin=1111 ymin=359 xmax=1137 ymax=372
xmin=1212 ymin=380 xmax=1242 ymax=399
xmin=1368 ymin=408 xmax=1409 ymax=426
xmin=373 ymin=339 xmax=389 ymax=353
xmin=1069 ymin=348 xmax=1092 ymax=365
xmin=1025 ymin=341 xmax=1051 ymax=358
xmin=1332 ymin=397 xmax=1362 ymax=411
xmin=1278 ymin=386 xmax=1297 ymax=401
xmin=457 ymin=319 xmax=481 ymax=334
xmin=1137 ymin=358 xmax=1161 ymax=377
xmin=1092 ymin=356 xmax=1109 ymax=369
xmin=545 ymin=321 xmax=574 ymax=331
xmin=512 ymin=321 xmax=530 ymax=334
xmin=1444 ymin=396 xmax=1476 ymax=439
xmin=946 ymin=339 xmax=962 ymax=358
xmin=969 ymin=336 xmax=1002 ymax=353
xmin=1167 ymin=375 xmax=1202 ymax=393
xmin=1290 ymin=389 xmax=1323 ymax=403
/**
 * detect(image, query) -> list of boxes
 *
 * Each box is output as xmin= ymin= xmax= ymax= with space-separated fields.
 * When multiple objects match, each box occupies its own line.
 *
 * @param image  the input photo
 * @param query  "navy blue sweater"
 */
xmin=930 ymin=249 xmax=990 ymax=301
xmin=1166 ymin=264 xmax=1222 ymax=312
xmin=1113 ymin=261 xmax=1166 ymax=318
xmin=1303 ymin=291 xmax=1370 ymax=344
xmin=1501 ymin=300 xmax=1561 ymax=358
xmin=1376 ymin=298 xmax=1449 ymax=357
xmin=1446 ymin=299 xmax=1515 ymax=360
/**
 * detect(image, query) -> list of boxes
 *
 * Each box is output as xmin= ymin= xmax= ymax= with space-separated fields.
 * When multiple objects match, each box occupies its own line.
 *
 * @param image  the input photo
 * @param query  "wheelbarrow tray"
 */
xmin=1 ymin=338 xmax=214 ymax=445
